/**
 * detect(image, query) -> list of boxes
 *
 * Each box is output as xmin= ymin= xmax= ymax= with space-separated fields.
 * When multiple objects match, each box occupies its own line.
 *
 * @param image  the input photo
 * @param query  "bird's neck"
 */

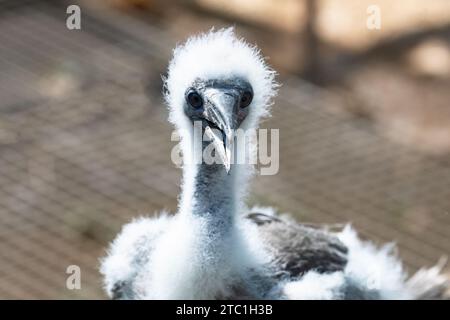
xmin=181 ymin=163 xmax=238 ymax=231
xmin=153 ymin=162 xmax=252 ymax=299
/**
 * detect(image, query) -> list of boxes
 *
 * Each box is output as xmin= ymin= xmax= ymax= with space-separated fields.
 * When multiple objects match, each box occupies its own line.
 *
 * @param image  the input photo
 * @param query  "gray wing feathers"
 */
xmin=246 ymin=212 xmax=348 ymax=278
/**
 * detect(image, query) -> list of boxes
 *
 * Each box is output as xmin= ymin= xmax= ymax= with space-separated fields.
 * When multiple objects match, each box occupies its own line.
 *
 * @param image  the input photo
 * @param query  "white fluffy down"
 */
xmin=101 ymin=212 xmax=269 ymax=299
xmin=283 ymin=272 xmax=345 ymax=300
xmin=100 ymin=214 xmax=172 ymax=297
xmin=337 ymin=225 xmax=410 ymax=299
xmin=140 ymin=214 xmax=267 ymax=299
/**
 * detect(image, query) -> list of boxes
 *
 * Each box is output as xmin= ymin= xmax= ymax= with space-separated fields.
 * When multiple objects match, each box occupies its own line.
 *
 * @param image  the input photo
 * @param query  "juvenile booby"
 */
xmin=100 ymin=28 xmax=449 ymax=300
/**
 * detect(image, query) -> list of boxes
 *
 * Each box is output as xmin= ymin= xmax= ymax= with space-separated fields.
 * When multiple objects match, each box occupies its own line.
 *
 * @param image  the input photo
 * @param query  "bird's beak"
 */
xmin=202 ymin=89 xmax=238 ymax=173
xmin=204 ymin=125 xmax=233 ymax=173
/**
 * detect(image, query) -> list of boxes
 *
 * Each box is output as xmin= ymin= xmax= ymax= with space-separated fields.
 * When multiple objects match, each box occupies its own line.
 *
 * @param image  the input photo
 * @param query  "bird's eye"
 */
xmin=240 ymin=91 xmax=253 ymax=108
xmin=187 ymin=91 xmax=203 ymax=109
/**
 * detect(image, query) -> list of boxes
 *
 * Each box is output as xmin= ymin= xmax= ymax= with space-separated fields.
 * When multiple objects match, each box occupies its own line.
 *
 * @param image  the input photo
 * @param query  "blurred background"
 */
xmin=0 ymin=0 xmax=449 ymax=299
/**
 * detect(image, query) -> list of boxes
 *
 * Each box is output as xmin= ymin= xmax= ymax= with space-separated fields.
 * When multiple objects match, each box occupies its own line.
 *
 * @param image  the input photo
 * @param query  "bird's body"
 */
xmin=100 ymin=28 xmax=449 ymax=300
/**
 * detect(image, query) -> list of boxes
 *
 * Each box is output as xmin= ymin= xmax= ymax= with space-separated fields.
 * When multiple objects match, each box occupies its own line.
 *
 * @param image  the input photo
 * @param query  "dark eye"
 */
xmin=240 ymin=91 xmax=253 ymax=108
xmin=187 ymin=91 xmax=203 ymax=109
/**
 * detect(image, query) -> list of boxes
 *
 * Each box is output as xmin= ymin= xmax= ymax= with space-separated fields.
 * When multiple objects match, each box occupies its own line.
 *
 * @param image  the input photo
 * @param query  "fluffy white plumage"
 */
xmin=101 ymin=211 xmax=269 ymax=299
xmin=337 ymin=226 xmax=409 ymax=299
xmin=283 ymin=271 xmax=346 ymax=300
xmin=101 ymin=214 xmax=171 ymax=297
xmin=100 ymin=28 xmax=449 ymax=300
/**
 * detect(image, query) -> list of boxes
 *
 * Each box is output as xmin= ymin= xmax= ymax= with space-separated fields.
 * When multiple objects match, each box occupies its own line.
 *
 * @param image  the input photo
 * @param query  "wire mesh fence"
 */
xmin=0 ymin=1 xmax=449 ymax=299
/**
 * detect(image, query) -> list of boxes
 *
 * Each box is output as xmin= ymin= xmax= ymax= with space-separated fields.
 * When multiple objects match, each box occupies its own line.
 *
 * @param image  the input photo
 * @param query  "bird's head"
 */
xmin=164 ymin=28 xmax=277 ymax=171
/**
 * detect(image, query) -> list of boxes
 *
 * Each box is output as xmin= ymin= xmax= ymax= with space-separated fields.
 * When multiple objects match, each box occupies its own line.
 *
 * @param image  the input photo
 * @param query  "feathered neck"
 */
xmin=149 ymin=158 xmax=255 ymax=299
xmin=180 ymin=161 xmax=239 ymax=230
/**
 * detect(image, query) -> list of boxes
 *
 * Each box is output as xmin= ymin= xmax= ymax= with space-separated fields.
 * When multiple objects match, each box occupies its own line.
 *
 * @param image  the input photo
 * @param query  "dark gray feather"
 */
xmin=245 ymin=212 xmax=348 ymax=279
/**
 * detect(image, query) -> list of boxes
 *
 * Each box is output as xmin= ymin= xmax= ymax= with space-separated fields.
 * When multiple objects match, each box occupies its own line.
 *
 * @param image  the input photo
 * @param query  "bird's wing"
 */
xmin=247 ymin=212 xmax=450 ymax=299
xmin=245 ymin=212 xmax=348 ymax=279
